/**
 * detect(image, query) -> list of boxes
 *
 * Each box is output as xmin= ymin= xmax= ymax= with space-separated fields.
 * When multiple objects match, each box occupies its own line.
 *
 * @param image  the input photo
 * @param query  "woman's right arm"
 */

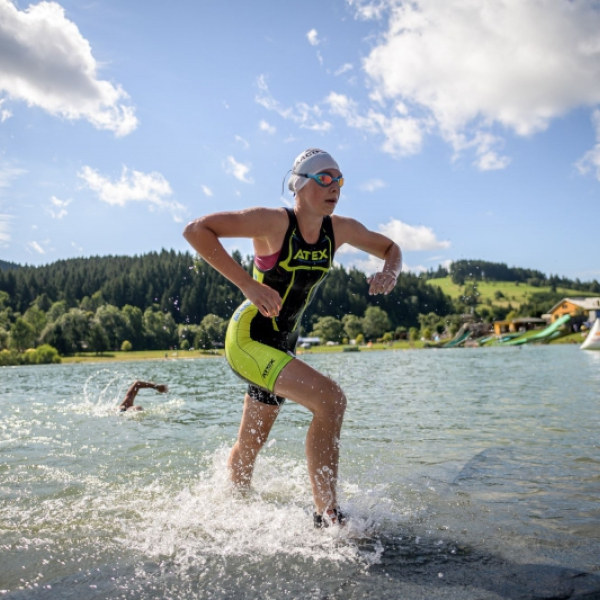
xmin=183 ymin=208 xmax=284 ymax=317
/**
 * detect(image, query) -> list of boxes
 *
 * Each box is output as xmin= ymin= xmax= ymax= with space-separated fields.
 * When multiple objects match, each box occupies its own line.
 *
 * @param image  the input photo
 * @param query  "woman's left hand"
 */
xmin=367 ymin=271 xmax=398 ymax=295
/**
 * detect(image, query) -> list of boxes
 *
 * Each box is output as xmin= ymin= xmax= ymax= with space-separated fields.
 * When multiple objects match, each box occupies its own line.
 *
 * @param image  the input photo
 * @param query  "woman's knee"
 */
xmin=316 ymin=383 xmax=347 ymax=422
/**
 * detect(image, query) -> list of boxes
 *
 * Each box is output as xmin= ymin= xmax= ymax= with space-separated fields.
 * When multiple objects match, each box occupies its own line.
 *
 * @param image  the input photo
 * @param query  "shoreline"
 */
xmin=61 ymin=349 xmax=224 ymax=365
xmin=59 ymin=335 xmax=584 ymax=365
xmin=2 ymin=334 xmax=586 ymax=368
xmin=57 ymin=343 xmax=423 ymax=365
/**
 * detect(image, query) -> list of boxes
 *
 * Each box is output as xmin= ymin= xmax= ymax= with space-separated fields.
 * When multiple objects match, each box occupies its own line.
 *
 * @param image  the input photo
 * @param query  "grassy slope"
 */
xmin=58 ymin=341 xmax=429 ymax=364
xmin=61 ymin=349 xmax=223 ymax=364
xmin=424 ymin=277 xmax=599 ymax=347
xmin=426 ymin=277 xmax=600 ymax=309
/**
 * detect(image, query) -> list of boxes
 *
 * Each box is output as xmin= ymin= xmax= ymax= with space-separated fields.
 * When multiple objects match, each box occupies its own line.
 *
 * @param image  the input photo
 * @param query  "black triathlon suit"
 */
xmin=224 ymin=208 xmax=335 ymax=405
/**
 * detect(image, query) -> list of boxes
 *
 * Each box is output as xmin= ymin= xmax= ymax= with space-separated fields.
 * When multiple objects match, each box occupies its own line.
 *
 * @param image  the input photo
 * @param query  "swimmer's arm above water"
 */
xmin=333 ymin=215 xmax=402 ymax=295
xmin=127 ymin=381 xmax=168 ymax=395
xmin=183 ymin=209 xmax=286 ymax=317
xmin=118 ymin=381 xmax=168 ymax=412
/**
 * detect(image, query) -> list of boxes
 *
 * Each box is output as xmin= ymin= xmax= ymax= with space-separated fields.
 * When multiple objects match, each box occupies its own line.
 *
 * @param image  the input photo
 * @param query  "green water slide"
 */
xmin=444 ymin=328 xmax=472 ymax=348
xmin=506 ymin=314 xmax=571 ymax=346
xmin=497 ymin=332 xmax=523 ymax=343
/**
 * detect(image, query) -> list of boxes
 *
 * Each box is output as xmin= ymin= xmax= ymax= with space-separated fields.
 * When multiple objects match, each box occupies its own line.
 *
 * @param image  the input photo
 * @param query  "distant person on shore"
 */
xmin=117 ymin=381 xmax=168 ymax=412
xmin=183 ymin=148 xmax=401 ymax=528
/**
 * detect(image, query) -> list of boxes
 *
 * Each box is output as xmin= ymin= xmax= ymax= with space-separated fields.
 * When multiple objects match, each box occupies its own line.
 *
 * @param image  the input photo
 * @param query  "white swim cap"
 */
xmin=287 ymin=148 xmax=340 ymax=193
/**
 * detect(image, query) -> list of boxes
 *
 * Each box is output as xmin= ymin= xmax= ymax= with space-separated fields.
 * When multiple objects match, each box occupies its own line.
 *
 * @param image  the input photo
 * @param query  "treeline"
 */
xmin=5 ymin=251 xmax=593 ymax=357
xmin=426 ymin=259 xmax=600 ymax=292
xmin=0 ymin=250 xmax=245 ymax=323
xmin=0 ymin=259 xmax=18 ymax=272
xmin=0 ymin=249 xmax=454 ymax=354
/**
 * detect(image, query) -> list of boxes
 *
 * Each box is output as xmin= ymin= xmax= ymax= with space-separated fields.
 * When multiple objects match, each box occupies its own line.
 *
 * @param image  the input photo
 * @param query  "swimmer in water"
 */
xmin=117 ymin=381 xmax=168 ymax=412
xmin=183 ymin=148 xmax=401 ymax=527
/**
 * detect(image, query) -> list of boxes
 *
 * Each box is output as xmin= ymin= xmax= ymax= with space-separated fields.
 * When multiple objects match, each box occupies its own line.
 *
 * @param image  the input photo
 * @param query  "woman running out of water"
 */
xmin=183 ymin=148 xmax=401 ymax=527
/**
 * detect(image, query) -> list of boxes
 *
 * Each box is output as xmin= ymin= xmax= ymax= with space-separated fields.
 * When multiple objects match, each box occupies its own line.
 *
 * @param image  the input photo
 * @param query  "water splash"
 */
xmin=81 ymin=368 xmax=127 ymax=413
xmin=120 ymin=447 xmax=401 ymax=569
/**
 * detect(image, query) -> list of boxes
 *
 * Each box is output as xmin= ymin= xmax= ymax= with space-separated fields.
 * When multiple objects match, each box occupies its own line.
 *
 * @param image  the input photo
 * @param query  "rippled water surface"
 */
xmin=1 ymin=346 xmax=600 ymax=599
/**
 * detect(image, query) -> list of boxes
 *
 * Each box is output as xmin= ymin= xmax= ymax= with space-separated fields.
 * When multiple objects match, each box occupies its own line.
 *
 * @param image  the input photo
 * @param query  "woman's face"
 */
xmin=295 ymin=169 xmax=342 ymax=216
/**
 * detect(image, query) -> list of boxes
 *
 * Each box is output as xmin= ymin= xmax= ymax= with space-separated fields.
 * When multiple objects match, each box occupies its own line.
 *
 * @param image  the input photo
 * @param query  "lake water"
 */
xmin=1 ymin=346 xmax=600 ymax=600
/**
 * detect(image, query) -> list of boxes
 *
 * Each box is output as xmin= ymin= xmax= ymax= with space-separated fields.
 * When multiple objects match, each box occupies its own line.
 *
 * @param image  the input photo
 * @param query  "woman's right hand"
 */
xmin=242 ymin=279 xmax=281 ymax=317
xmin=242 ymin=280 xmax=282 ymax=318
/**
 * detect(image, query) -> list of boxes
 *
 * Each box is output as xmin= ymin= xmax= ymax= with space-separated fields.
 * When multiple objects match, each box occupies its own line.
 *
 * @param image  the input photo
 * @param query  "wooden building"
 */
xmin=547 ymin=297 xmax=600 ymax=323
xmin=493 ymin=317 xmax=547 ymax=336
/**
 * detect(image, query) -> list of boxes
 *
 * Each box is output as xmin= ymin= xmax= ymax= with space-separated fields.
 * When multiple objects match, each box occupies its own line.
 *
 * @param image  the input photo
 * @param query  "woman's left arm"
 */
xmin=333 ymin=216 xmax=402 ymax=295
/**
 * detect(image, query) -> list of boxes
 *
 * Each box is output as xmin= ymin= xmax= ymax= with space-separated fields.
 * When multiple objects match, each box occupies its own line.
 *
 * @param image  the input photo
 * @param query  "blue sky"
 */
xmin=1 ymin=0 xmax=599 ymax=280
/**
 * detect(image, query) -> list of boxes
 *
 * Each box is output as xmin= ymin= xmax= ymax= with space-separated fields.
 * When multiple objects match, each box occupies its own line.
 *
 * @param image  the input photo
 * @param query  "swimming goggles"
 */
xmin=298 ymin=172 xmax=345 ymax=188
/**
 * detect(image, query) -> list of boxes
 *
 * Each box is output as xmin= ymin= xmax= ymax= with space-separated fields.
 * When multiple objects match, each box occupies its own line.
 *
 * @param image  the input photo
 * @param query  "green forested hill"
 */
xmin=0 ymin=259 xmax=19 ymax=272
xmin=428 ymin=259 xmax=600 ymax=293
xmin=0 ymin=250 xmax=245 ymax=323
xmin=427 ymin=277 xmax=600 ymax=309
xmin=3 ymin=252 xmax=597 ymax=359
xmin=0 ymin=249 xmax=453 ymax=330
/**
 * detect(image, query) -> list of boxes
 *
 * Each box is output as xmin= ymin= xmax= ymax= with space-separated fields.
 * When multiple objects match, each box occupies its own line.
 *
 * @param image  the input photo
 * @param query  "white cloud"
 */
xmin=307 ymin=29 xmax=320 ymax=46
xmin=341 ymin=251 xmax=425 ymax=274
xmin=224 ymin=156 xmax=253 ymax=184
xmin=259 ymin=120 xmax=276 ymax=134
xmin=335 ymin=63 xmax=354 ymax=76
xmin=0 ymin=163 xmax=26 ymax=187
xmin=326 ymin=91 xmax=424 ymax=156
xmin=201 ymin=185 xmax=213 ymax=197
xmin=447 ymin=130 xmax=511 ymax=170
xmin=404 ymin=262 xmax=428 ymax=274
xmin=28 ymin=240 xmax=45 ymax=254
xmin=378 ymin=218 xmax=450 ymax=251
xmin=0 ymin=0 xmax=137 ymax=136
xmin=359 ymin=178 xmax=386 ymax=192
xmin=476 ymin=151 xmax=511 ymax=171
xmin=256 ymin=75 xmax=331 ymax=132
xmin=354 ymin=0 xmax=600 ymax=168
xmin=350 ymin=253 xmax=384 ymax=275
xmin=0 ymin=213 xmax=11 ymax=243
xmin=439 ymin=259 xmax=453 ymax=271
xmin=235 ymin=135 xmax=249 ymax=149
xmin=0 ymin=99 xmax=11 ymax=122
xmin=336 ymin=218 xmax=450 ymax=254
xmin=346 ymin=0 xmax=389 ymax=20
xmin=79 ymin=166 xmax=184 ymax=218
xmin=47 ymin=195 xmax=71 ymax=219
xmin=576 ymin=109 xmax=600 ymax=180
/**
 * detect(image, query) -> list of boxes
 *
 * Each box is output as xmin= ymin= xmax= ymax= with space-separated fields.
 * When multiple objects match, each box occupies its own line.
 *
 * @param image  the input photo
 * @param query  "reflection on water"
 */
xmin=1 ymin=346 xmax=599 ymax=599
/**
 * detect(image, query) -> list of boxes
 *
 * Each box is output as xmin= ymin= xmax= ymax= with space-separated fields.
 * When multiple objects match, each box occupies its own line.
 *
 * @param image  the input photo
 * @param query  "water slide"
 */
xmin=506 ymin=314 xmax=571 ymax=346
xmin=581 ymin=318 xmax=600 ymax=350
xmin=444 ymin=326 xmax=472 ymax=348
xmin=496 ymin=332 xmax=523 ymax=343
